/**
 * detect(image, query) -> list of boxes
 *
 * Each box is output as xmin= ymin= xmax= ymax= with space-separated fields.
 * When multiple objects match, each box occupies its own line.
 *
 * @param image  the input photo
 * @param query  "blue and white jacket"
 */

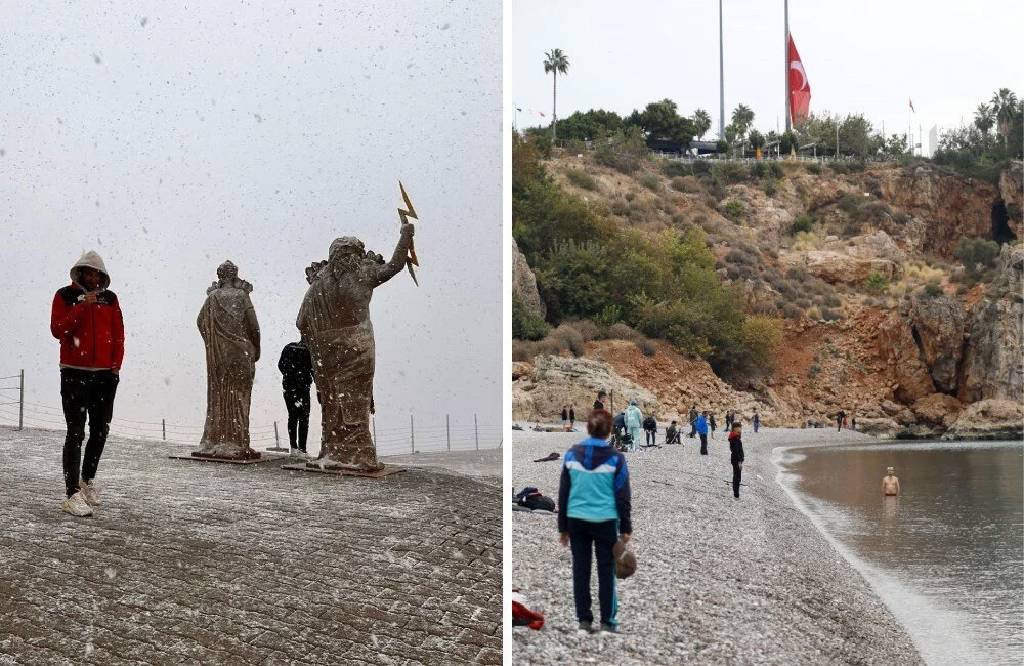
xmin=557 ymin=437 xmax=632 ymax=534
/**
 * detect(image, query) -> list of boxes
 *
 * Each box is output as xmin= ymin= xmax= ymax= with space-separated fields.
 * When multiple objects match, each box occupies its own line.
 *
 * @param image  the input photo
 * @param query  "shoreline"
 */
xmin=511 ymin=427 xmax=923 ymax=665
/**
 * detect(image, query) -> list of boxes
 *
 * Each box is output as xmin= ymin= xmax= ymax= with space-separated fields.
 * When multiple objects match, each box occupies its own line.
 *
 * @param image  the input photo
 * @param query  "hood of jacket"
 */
xmin=70 ymin=250 xmax=110 ymax=289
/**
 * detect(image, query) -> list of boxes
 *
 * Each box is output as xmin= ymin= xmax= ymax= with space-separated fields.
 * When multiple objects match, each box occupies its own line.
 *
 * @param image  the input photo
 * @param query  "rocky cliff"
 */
xmin=513 ymin=155 xmax=1023 ymax=440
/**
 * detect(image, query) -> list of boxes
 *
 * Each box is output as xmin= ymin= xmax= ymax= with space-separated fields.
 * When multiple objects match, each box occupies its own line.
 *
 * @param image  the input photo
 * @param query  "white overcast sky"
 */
xmin=0 ymin=0 xmax=501 ymax=454
xmin=511 ymin=0 xmax=1023 ymax=146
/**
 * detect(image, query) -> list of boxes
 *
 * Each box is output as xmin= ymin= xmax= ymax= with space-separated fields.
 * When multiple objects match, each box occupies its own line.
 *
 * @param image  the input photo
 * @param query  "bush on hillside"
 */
xmin=712 ymin=161 xmax=750 ymax=185
xmin=722 ymin=199 xmax=746 ymax=220
xmin=864 ymin=271 xmax=890 ymax=294
xmin=954 ymin=236 xmax=1000 ymax=278
xmin=512 ymin=293 xmax=550 ymax=340
xmin=639 ymin=172 xmax=662 ymax=192
xmin=791 ymin=214 xmax=814 ymax=234
xmin=661 ymin=161 xmax=690 ymax=178
xmin=565 ymin=168 xmax=599 ymax=191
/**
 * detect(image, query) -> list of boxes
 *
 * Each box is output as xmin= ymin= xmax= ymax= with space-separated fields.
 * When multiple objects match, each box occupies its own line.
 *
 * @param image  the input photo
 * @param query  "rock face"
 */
xmin=781 ymin=250 xmax=900 ymax=285
xmin=512 ymin=238 xmax=546 ymax=318
xmin=906 ymin=294 xmax=968 ymax=394
xmin=512 ymin=353 xmax=659 ymax=423
xmin=959 ymin=244 xmax=1024 ymax=404
xmin=998 ymin=161 xmax=1023 ymax=223
xmin=942 ymin=399 xmax=1024 ymax=441
xmin=855 ymin=417 xmax=900 ymax=439
xmin=874 ymin=164 xmax=1000 ymax=257
xmin=911 ymin=393 xmax=964 ymax=428
xmin=877 ymin=311 xmax=935 ymax=403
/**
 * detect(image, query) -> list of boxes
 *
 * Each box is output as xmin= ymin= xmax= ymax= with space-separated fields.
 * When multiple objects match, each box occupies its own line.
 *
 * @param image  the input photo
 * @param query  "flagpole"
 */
xmin=784 ymin=0 xmax=791 ymax=133
xmin=719 ymin=0 xmax=725 ymax=140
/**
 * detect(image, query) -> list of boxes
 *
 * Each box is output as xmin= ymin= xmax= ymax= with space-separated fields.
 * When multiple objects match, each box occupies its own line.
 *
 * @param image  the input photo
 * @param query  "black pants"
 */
xmin=645 ymin=429 xmax=655 ymax=445
xmin=699 ymin=433 xmax=708 ymax=455
xmin=284 ymin=385 xmax=311 ymax=451
xmin=689 ymin=422 xmax=696 ymax=437
xmin=732 ymin=461 xmax=742 ymax=497
xmin=567 ymin=518 xmax=618 ymax=625
xmin=60 ymin=369 xmax=118 ymax=498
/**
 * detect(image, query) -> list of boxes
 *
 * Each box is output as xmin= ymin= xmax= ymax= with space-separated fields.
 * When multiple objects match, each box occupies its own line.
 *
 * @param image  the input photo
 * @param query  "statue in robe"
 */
xmin=298 ymin=224 xmax=414 ymax=470
xmin=196 ymin=261 xmax=261 ymax=459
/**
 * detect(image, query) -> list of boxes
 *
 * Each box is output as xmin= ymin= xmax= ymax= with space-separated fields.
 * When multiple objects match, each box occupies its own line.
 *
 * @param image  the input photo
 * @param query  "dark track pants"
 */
xmin=645 ymin=430 xmax=655 ymax=446
xmin=60 ymin=368 xmax=118 ymax=498
xmin=284 ymin=386 xmax=311 ymax=451
xmin=732 ymin=461 xmax=742 ymax=497
xmin=699 ymin=433 xmax=708 ymax=455
xmin=567 ymin=518 xmax=618 ymax=626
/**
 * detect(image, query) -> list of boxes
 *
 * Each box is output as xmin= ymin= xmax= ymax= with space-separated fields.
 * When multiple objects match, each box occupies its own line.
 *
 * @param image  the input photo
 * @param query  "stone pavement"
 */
xmin=0 ymin=426 xmax=501 ymax=665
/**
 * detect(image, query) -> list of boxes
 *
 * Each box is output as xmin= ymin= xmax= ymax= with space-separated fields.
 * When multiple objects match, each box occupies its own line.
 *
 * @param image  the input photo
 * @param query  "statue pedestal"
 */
xmin=168 ymin=452 xmax=286 ymax=465
xmin=280 ymin=462 xmax=406 ymax=478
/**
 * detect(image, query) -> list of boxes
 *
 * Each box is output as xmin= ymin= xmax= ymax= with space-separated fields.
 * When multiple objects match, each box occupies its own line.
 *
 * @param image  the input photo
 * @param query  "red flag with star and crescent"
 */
xmin=787 ymin=34 xmax=811 ymax=125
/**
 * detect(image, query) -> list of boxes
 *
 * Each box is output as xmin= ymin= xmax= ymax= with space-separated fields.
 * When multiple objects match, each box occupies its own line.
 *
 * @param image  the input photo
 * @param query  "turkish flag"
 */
xmin=787 ymin=34 xmax=811 ymax=125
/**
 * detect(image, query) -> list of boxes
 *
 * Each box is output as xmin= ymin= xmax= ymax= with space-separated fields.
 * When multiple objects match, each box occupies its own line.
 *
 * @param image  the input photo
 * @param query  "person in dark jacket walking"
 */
xmin=569 ymin=406 xmax=576 ymax=429
xmin=728 ymin=422 xmax=745 ymax=499
xmin=753 ymin=411 xmax=761 ymax=433
xmin=561 ymin=406 xmax=569 ymax=429
xmin=642 ymin=414 xmax=657 ymax=446
xmin=688 ymin=405 xmax=698 ymax=438
xmin=50 ymin=251 xmax=124 ymax=517
xmin=278 ymin=340 xmax=314 ymax=455
xmin=837 ymin=409 xmax=846 ymax=432
xmin=558 ymin=409 xmax=632 ymax=633
xmin=708 ymin=412 xmax=717 ymax=440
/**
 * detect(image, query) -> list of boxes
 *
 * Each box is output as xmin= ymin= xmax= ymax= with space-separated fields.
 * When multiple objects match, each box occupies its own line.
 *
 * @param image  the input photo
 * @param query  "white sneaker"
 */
xmin=79 ymin=481 xmax=101 ymax=507
xmin=289 ymin=448 xmax=309 ymax=460
xmin=61 ymin=492 xmax=94 ymax=517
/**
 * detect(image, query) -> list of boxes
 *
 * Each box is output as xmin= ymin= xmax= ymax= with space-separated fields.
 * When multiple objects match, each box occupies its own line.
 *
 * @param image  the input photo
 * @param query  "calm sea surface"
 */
xmin=775 ymin=440 xmax=1023 ymax=666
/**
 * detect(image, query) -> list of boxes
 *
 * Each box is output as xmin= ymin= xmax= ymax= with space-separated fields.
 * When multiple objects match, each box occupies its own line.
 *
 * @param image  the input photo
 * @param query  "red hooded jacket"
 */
xmin=50 ymin=285 xmax=124 ymax=372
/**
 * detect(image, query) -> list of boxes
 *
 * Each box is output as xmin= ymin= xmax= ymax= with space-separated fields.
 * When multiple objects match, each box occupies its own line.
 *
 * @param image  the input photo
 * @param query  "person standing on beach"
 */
xmin=561 ymin=406 xmax=569 ymax=429
xmin=753 ymin=411 xmax=761 ymax=433
xmin=696 ymin=410 xmax=710 ymax=455
xmin=642 ymin=414 xmax=657 ymax=446
xmin=837 ymin=409 xmax=846 ymax=432
xmin=728 ymin=422 xmax=745 ymax=499
xmin=594 ymin=391 xmax=606 ymax=412
xmin=569 ymin=406 xmax=576 ymax=429
xmin=624 ymin=400 xmax=643 ymax=453
xmin=558 ymin=409 xmax=632 ymax=634
xmin=50 ymin=251 xmax=124 ymax=517
xmin=883 ymin=467 xmax=900 ymax=496
xmin=708 ymin=412 xmax=717 ymax=440
xmin=688 ymin=405 xmax=698 ymax=438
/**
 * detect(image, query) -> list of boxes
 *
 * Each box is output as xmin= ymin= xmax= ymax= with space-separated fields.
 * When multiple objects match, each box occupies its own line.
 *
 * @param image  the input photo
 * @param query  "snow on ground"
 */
xmin=510 ymin=427 xmax=923 ymax=665
xmin=0 ymin=426 xmax=501 ymax=664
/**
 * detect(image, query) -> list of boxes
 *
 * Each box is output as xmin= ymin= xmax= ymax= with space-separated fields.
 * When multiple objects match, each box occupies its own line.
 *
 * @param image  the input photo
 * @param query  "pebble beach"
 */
xmin=510 ymin=427 xmax=923 ymax=665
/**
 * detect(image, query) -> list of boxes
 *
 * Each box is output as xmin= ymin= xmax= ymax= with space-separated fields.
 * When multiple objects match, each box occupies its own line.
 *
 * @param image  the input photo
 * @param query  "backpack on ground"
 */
xmin=513 ymin=486 xmax=557 ymax=512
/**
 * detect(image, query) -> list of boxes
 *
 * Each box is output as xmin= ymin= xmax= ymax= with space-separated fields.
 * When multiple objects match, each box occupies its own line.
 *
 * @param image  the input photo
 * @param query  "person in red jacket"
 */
xmin=50 ymin=251 xmax=124 ymax=517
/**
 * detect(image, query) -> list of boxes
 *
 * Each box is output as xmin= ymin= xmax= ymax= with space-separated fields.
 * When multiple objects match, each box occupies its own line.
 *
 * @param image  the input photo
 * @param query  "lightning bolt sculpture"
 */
xmin=397 ymin=180 xmax=419 ymax=285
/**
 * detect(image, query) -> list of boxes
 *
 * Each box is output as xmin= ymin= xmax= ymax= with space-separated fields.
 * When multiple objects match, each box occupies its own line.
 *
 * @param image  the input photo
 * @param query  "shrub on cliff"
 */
xmin=791 ymin=214 xmax=814 ymax=234
xmin=864 ymin=271 xmax=890 ymax=294
xmin=565 ymin=168 xmax=599 ymax=191
xmin=954 ymin=236 xmax=1000 ymax=278
xmin=512 ymin=293 xmax=550 ymax=341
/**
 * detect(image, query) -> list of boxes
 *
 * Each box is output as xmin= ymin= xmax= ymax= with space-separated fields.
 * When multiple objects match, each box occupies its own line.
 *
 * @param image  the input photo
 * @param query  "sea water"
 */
xmin=775 ymin=440 xmax=1023 ymax=666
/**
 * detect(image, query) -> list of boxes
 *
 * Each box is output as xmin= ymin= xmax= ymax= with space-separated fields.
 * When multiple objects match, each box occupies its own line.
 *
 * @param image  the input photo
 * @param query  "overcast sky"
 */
xmin=511 ymin=0 xmax=1023 ymax=150
xmin=0 ymin=0 xmax=501 ymax=455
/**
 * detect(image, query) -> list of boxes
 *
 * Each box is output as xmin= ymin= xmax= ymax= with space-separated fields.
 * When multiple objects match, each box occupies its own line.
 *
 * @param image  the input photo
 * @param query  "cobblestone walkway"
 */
xmin=0 ymin=427 xmax=501 ymax=665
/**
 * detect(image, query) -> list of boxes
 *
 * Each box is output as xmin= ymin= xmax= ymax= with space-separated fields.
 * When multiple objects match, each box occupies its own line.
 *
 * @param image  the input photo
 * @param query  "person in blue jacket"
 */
xmin=558 ymin=409 xmax=632 ymax=634
xmin=696 ymin=410 xmax=710 ymax=455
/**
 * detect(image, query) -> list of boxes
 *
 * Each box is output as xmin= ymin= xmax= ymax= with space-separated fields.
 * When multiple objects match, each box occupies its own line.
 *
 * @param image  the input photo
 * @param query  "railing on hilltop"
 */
xmin=0 ymin=370 xmax=500 ymax=456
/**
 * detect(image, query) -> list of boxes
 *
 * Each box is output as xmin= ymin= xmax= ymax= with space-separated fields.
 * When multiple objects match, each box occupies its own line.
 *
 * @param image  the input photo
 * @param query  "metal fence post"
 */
xmin=18 ymin=369 xmax=24 ymax=431
xmin=372 ymin=415 xmax=377 ymax=446
xmin=162 ymin=419 xmax=166 ymax=441
xmin=474 ymin=413 xmax=479 ymax=450
xmin=446 ymin=414 xmax=451 ymax=451
xmin=410 ymin=413 xmax=415 ymax=453
xmin=274 ymin=421 xmax=280 ymax=447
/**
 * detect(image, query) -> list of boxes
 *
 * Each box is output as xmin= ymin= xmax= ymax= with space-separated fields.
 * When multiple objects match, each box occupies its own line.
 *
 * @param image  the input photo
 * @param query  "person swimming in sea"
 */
xmin=882 ymin=466 xmax=901 ymax=496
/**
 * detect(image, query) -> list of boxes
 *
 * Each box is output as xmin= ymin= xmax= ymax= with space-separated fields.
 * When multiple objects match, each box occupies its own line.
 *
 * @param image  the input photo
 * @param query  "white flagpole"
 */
xmin=719 ymin=0 xmax=725 ymax=140
xmin=784 ymin=0 xmax=791 ymax=132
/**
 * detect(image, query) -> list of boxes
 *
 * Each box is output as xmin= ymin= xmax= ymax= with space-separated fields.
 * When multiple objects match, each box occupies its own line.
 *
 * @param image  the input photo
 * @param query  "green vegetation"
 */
xmin=864 ymin=271 xmax=890 ymax=294
xmin=954 ymin=236 xmax=1000 ymax=280
xmin=512 ymin=133 xmax=779 ymax=376
xmin=934 ymin=88 xmax=1022 ymax=182
xmin=512 ymin=293 xmax=550 ymax=340
xmin=922 ymin=282 xmax=944 ymax=298
xmin=722 ymin=199 xmax=745 ymax=220
xmin=543 ymin=49 xmax=570 ymax=143
xmin=791 ymin=214 xmax=814 ymax=234
xmin=639 ymin=172 xmax=662 ymax=192
xmin=565 ymin=168 xmax=599 ymax=191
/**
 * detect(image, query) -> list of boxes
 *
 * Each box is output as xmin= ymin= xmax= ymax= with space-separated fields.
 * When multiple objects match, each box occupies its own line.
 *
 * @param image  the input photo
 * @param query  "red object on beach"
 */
xmin=512 ymin=596 xmax=545 ymax=630
xmin=787 ymin=34 xmax=811 ymax=125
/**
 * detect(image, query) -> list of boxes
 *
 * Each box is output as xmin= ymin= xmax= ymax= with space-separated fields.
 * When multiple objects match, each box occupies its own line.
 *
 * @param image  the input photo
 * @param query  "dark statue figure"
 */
xmin=298 ymin=224 xmax=414 ymax=470
xmin=196 ymin=261 xmax=261 ymax=460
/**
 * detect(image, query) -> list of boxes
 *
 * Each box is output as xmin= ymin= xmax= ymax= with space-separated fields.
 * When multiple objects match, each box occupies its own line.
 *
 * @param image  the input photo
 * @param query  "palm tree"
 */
xmin=991 ymin=88 xmax=1019 ymax=147
xmin=974 ymin=103 xmax=995 ymax=137
xmin=543 ymin=49 xmax=570 ymax=144
xmin=730 ymin=103 xmax=755 ymax=139
xmin=692 ymin=109 xmax=712 ymax=139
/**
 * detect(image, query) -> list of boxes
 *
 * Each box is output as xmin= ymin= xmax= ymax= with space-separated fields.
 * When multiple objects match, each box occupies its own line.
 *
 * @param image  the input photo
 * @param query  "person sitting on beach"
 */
xmin=665 ymin=420 xmax=680 ymax=445
xmin=557 ymin=409 xmax=632 ymax=634
xmin=883 ymin=467 xmax=900 ymax=496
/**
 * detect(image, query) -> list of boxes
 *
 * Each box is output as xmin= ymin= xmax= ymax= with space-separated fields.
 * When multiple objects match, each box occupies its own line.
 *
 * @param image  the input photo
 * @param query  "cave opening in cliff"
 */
xmin=991 ymin=200 xmax=1016 ymax=244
